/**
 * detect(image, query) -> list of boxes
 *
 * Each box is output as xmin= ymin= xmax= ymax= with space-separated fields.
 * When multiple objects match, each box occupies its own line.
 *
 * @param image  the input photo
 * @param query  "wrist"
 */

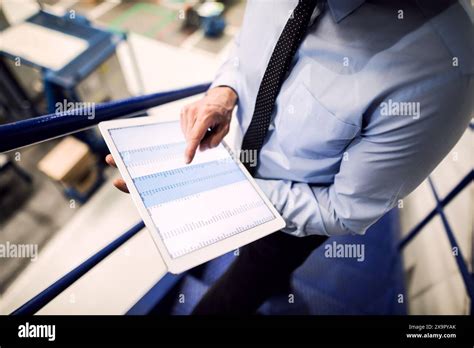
xmin=208 ymin=86 xmax=238 ymax=109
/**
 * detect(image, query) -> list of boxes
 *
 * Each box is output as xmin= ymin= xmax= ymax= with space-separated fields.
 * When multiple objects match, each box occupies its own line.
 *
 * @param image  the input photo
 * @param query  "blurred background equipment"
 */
xmin=38 ymin=137 xmax=103 ymax=203
xmin=0 ymin=154 xmax=33 ymax=222
xmin=0 ymin=11 xmax=129 ymax=116
xmin=197 ymin=1 xmax=226 ymax=37
xmin=0 ymin=10 xmax=131 ymax=155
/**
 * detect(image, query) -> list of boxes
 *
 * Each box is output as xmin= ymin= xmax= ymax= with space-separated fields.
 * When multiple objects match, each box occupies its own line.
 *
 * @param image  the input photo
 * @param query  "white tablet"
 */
xmin=99 ymin=117 xmax=285 ymax=274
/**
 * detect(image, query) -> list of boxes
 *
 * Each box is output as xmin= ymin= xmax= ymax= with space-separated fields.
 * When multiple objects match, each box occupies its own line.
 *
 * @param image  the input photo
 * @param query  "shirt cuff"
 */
xmin=210 ymin=69 xmax=240 ymax=97
xmin=254 ymin=178 xmax=314 ymax=237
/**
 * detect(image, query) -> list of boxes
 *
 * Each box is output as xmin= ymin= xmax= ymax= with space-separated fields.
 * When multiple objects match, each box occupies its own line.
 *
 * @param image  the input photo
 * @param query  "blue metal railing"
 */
xmin=11 ymin=222 xmax=145 ymax=315
xmin=0 ymin=83 xmax=211 ymax=153
xmin=0 ymin=83 xmax=210 ymax=315
xmin=427 ymin=178 xmax=474 ymax=302
xmin=398 ymin=170 xmax=474 ymax=313
xmin=397 ymin=171 xmax=472 ymax=250
xmin=2 ymin=82 xmax=472 ymax=315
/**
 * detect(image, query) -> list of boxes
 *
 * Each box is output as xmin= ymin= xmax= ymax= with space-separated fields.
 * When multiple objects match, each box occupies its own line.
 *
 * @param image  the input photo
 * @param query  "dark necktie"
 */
xmin=240 ymin=0 xmax=319 ymax=176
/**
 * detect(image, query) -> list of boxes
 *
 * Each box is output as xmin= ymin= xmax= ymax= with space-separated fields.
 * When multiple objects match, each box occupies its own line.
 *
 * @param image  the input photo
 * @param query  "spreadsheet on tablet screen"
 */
xmin=108 ymin=121 xmax=275 ymax=258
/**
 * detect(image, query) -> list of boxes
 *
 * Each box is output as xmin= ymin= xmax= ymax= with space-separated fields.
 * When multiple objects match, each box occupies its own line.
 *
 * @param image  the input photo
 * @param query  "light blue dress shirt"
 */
xmin=211 ymin=0 xmax=474 ymax=237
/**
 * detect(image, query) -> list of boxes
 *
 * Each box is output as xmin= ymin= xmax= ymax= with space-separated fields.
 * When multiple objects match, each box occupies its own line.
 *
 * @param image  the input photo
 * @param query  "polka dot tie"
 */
xmin=241 ymin=0 xmax=320 ymax=176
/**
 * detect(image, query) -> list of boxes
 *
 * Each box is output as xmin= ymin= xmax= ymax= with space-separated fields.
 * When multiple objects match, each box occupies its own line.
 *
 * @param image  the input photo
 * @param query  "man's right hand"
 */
xmin=106 ymin=86 xmax=238 ymax=194
xmin=181 ymin=86 xmax=238 ymax=164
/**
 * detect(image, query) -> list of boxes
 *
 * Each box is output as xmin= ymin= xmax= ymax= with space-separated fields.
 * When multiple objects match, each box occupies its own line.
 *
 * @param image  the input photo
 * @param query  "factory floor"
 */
xmin=39 ymin=0 xmax=245 ymax=54
xmin=0 ymin=140 xmax=75 ymax=294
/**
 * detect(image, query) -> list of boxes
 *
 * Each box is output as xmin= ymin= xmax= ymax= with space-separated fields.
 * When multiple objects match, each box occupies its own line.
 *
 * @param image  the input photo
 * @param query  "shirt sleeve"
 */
xmin=209 ymin=31 xmax=242 ymax=96
xmin=255 ymin=73 xmax=473 ymax=237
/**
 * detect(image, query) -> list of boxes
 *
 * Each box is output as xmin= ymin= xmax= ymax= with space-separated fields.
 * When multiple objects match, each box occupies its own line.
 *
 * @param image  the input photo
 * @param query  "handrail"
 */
xmin=397 ymin=170 xmax=473 ymax=250
xmin=11 ymin=221 xmax=145 ymax=315
xmin=398 ymin=170 xmax=473 ymax=314
xmin=0 ymin=83 xmax=211 ymax=153
xmin=427 ymin=177 xmax=474 ymax=302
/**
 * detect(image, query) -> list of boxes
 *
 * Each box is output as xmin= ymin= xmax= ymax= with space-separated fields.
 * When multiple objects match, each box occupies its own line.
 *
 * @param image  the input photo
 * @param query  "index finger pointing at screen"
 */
xmin=184 ymin=119 xmax=211 ymax=164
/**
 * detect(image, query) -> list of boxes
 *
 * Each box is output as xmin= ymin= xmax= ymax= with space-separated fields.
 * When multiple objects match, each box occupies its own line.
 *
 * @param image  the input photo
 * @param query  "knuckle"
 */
xmin=189 ymin=135 xmax=201 ymax=142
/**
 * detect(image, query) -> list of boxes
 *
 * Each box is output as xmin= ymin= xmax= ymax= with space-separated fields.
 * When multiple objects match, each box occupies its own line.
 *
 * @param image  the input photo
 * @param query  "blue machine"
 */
xmin=0 ymin=10 xmax=131 ymax=153
xmin=197 ymin=1 xmax=226 ymax=37
xmin=0 ymin=10 xmax=134 ymax=202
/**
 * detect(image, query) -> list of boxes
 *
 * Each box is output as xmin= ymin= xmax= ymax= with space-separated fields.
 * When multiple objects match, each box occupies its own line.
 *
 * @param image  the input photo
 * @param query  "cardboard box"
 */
xmin=38 ymin=136 xmax=97 ymax=188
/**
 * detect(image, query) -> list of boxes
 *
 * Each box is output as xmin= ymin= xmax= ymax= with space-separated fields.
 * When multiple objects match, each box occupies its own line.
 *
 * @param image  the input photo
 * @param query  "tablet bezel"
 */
xmin=99 ymin=116 xmax=286 ymax=274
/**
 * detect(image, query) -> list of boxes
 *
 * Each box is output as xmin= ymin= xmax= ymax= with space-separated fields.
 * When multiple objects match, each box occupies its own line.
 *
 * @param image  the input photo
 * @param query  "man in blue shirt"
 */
xmin=108 ymin=0 xmax=473 ymax=314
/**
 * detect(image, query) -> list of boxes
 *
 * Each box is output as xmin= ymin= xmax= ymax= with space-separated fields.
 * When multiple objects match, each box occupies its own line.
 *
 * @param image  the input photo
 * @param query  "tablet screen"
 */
xmin=108 ymin=122 xmax=275 ymax=259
